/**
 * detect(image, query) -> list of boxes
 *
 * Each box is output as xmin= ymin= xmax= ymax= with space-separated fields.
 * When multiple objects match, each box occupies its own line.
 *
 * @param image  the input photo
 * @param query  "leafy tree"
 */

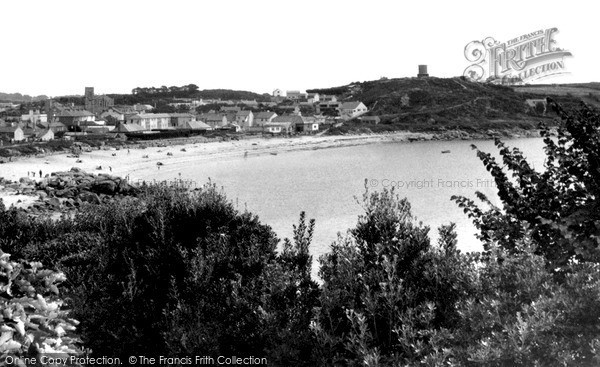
xmin=452 ymin=98 xmax=600 ymax=271
xmin=261 ymin=212 xmax=320 ymax=366
xmin=313 ymin=184 xmax=475 ymax=366
xmin=449 ymin=99 xmax=600 ymax=365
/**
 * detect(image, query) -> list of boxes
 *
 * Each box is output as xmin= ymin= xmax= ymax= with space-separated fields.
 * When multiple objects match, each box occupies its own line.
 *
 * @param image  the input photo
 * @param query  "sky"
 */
xmin=0 ymin=0 xmax=596 ymax=97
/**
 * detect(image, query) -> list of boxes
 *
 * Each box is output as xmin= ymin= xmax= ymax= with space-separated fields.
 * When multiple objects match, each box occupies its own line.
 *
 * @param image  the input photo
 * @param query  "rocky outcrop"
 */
xmin=2 ymin=168 xmax=140 ymax=215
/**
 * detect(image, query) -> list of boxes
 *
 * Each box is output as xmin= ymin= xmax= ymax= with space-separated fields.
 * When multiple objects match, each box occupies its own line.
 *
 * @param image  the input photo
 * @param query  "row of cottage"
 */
xmin=122 ymin=111 xmax=320 ymax=134
xmin=1 ymin=98 xmax=369 ymax=141
xmin=1 ymin=109 xmax=320 ymax=141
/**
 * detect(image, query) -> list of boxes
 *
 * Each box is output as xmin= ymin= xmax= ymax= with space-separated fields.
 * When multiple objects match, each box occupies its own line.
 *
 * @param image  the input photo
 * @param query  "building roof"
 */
xmin=35 ymin=129 xmax=54 ymax=138
xmin=43 ymin=121 xmax=67 ymax=129
xmin=115 ymin=123 xmax=145 ymax=132
xmin=130 ymin=113 xmax=172 ymax=119
xmin=272 ymin=115 xmax=304 ymax=124
xmin=80 ymin=121 xmax=104 ymax=127
xmin=199 ymin=113 xmax=225 ymax=121
xmin=264 ymin=121 xmax=292 ymax=128
xmin=340 ymin=101 xmax=364 ymax=110
xmin=55 ymin=110 xmax=94 ymax=117
xmin=236 ymin=110 xmax=252 ymax=117
xmin=183 ymin=120 xmax=212 ymax=130
xmin=170 ymin=113 xmax=196 ymax=118
xmin=0 ymin=126 xmax=22 ymax=133
xmin=255 ymin=111 xmax=277 ymax=119
xmin=111 ymin=105 xmax=137 ymax=113
xmin=105 ymin=107 xmax=126 ymax=115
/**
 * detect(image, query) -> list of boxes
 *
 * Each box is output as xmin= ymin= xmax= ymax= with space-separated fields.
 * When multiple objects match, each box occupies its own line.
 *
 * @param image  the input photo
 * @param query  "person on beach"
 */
xmin=39 ymin=170 xmax=42 ymax=178
xmin=109 ymin=166 xmax=112 ymax=172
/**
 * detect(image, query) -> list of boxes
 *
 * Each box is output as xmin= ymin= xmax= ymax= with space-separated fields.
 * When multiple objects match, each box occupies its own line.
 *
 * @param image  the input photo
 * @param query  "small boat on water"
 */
xmin=270 ymin=152 xmax=278 ymax=156
xmin=441 ymin=150 xmax=451 ymax=154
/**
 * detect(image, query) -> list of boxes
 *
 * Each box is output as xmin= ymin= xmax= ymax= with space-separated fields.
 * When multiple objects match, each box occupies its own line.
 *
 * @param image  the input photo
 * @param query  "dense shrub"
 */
xmin=0 ymin=248 xmax=83 ymax=365
xmin=453 ymin=99 xmax=600 ymax=271
xmin=312 ymin=185 xmax=475 ymax=365
xmin=448 ymin=239 xmax=600 ymax=366
xmin=0 ymin=184 xmax=319 ymax=364
xmin=450 ymin=100 xmax=600 ymax=365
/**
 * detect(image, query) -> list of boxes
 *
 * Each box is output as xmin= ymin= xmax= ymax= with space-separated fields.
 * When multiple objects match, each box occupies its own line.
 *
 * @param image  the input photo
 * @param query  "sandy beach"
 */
xmin=0 ymin=132 xmax=432 ymax=185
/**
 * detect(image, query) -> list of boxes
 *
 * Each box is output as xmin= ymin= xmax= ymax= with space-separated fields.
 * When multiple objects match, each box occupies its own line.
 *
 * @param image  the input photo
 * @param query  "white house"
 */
xmin=21 ymin=110 xmax=47 ymax=124
xmin=286 ymin=90 xmax=307 ymax=100
xmin=307 ymin=93 xmax=320 ymax=104
xmin=100 ymin=107 xmax=137 ymax=123
xmin=268 ymin=115 xmax=304 ymax=134
xmin=0 ymin=126 xmax=25 ymax=142
xmin=254 ymin=111 xmax=277 ymax=126
xmin=235 ymin=111 xmax=254 ymax=128
xmin=182 ymin=120 xmax=212 ymax=131
xmin=296 ymin=117 xmax=319 ymax=133
xmin=264 ymin=122 xmax=293 ymax=134
xmin=272 ymin=89 xmax=284 ymax=97
xmin=127 ymin=114 xmax=171 ymax=130
xmin=35 ymin=129 xmax=54 ymax=141
xmin=339 ymin=101 xmax=368 ymax=119
xmin=198 ymin=113 xmax=228 ymax=128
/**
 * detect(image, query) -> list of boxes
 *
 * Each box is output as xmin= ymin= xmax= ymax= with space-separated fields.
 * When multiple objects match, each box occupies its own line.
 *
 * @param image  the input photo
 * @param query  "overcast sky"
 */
xmin=1 ymin=0 xmax=594 ymax=97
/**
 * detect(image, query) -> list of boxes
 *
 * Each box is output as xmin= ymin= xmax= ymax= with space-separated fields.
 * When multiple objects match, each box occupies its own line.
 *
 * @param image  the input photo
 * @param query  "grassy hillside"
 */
xmin=514 ymin=83 xmax=600 ymax=109
xmin=311 ymin=77 xmax=559 ymax=129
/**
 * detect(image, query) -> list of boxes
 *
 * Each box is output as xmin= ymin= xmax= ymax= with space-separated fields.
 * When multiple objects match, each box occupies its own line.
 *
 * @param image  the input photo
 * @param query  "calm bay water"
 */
xmin=171 ymin=138 xmax=547 ymax=271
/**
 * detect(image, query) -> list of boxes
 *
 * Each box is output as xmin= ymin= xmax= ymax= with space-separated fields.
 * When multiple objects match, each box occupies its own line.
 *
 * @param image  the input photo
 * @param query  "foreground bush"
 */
xmin=450 ymin=99 xmax=600 ymax=366
xmin=455 ymin=244 xmax=600 ymax=366
xmin=0 ymin=249 xmax=82 ymax=365
xmin=312 ymin=185 xmax=475 ymax=365
xmin=0 ymin=184 xmax=319 ymax=364
xmin=453 ymin=99 xmax=600 ymax=271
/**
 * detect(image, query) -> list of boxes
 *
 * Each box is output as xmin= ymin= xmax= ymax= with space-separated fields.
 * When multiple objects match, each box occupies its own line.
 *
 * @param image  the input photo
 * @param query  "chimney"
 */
xmin=418 ymin=65 xmax=429 ymax=77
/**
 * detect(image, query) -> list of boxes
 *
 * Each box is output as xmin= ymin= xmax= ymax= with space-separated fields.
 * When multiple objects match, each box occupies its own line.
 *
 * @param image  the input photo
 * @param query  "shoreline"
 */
xmin=0 ymin=129 xmax=545 ymax=209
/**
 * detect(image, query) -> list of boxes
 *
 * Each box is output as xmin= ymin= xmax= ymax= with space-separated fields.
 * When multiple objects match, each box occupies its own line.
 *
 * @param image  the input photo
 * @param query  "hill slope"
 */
xmin=513 ymin=83 xmax=600 ymax=109
xmin=310 ymin=77 xmax=554 ymax=128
